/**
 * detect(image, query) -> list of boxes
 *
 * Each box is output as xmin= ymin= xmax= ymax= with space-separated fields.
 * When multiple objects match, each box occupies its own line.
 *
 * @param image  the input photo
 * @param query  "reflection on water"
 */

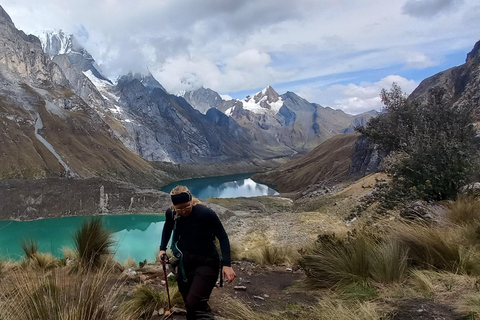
xmin=161 ymin=173 xmax=278 ymax=199
xmin=0 ymin=215 xmax=165 ymax=264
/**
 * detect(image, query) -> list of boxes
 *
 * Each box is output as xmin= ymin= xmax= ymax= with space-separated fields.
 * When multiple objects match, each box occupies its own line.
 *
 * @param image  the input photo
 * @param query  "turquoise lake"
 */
xmin=161 ymin=173 xmax=278 ymax=198
xmin=0 ymin=174 xmax=278 ymax=263
xmin=0 ymin=215 xmax=165 ymax=263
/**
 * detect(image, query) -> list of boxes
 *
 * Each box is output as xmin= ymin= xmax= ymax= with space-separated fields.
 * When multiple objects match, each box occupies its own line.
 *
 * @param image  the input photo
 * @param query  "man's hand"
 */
xmin=222 ymin=266 xmax=236 ymax=283
xmin=158 ymin=250 xmax=167 ymax=265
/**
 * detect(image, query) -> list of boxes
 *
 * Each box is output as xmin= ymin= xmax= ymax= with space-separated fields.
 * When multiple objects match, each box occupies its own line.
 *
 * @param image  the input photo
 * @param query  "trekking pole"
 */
xmin=161 ymin=254 xmax=173 ymax=318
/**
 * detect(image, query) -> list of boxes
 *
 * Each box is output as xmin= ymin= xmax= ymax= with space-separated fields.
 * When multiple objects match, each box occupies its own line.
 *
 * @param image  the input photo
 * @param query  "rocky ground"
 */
xmin=114 ymin=172 xmax=469 ymax=319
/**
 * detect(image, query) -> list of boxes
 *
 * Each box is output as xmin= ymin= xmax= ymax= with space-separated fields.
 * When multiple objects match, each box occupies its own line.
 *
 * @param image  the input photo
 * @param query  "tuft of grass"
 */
xmin=0 ymin=266 xmax=122 ymax=320
xmin=118 ymin=284 xmax=183 ymax=320
xmin=312 ymin=298 xmax=385 ymax=320
xmin=458 ymin=293 xmax=480 ymax=318
xmin=219 ymin=298 xmax=286 ymax=320
xmin=20 ymin=238 xmax=39 ymax=260
xmin=62 ymin=246 xmax=77 ymax=260
xmin=259 ymin=245 xmax=288 ymax=266
xmin=410 ymin=269 xmax=435 ymax=297
xmin=369 ymin=239 xmax=409 ymax=283
xmin=300 ymin=233 xmax=372 ymax=288
xmin=338 ymin=281 xmax=379 ymax=301
xmin=392 ymin=222 xmax=478 ymax=274
xmin=445 ymin=196 xmax=480 ymax=225
xmin=72 ymin=217 xmax=114 ymax=272
xmin=29 ymin=253 xmax=59 ymax=270
xmin=123 ymin=257 xmax=137 ymax=269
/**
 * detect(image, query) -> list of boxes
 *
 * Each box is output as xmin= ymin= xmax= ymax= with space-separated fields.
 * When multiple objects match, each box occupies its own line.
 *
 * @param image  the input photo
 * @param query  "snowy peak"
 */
xmin=253 ymin=85 xmax=279 ymax=104
xmin=241 ymin=85 xmax=283 ymax=115
xmin=38 ymin=30 xmax=73 ymax=57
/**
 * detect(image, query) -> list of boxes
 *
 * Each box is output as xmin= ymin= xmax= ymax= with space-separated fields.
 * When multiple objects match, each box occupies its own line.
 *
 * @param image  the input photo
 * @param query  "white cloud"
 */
xmin=1 ymin=0 xmax=479 ymax=98
xmin=297 ymin=75 xmax=419 ymax=115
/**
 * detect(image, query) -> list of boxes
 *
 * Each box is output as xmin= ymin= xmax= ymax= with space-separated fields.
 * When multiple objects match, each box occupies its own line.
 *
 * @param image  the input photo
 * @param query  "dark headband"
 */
xmin=171 ymin=192 xmax=192 ymax=205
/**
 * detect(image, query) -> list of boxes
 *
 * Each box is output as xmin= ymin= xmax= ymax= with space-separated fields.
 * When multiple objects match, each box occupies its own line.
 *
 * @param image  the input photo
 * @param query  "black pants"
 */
xmin=176 ymin=254 xmax=219 ymax=320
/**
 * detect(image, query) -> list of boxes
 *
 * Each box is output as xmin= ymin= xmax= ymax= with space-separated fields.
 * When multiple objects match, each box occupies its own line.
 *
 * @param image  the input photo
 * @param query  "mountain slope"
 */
xmin=409 ymin=38 xmax=480 ymax=109
xmin=253 ymin=133 xmax=360 ymax=193
xmin=0 ymin=6 xmax=165 ymax=185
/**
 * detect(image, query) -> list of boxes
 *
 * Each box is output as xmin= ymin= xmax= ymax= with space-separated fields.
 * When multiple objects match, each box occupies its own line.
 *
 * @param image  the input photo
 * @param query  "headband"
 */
xmin=171 ymin=192 xmax=192 ymax=205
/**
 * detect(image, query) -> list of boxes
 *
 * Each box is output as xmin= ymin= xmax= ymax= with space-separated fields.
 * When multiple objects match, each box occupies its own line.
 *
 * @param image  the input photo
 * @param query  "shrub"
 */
xmin=358 ymin=84 xmax=478 ymax=202
xmin=73 ymin=217 xmax=114 ymax=272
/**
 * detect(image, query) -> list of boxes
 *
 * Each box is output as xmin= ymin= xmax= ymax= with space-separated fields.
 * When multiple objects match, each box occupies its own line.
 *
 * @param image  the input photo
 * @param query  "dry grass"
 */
xmin=300 ymin=232 xmax=408 ymax=288
xmin=0 ymin=266 xmax=122 ymax=320
xmin=62 ymin=246 xmax=77 ymax=260
xmin=118 ymin=284 xmax=183 ymax=320
xmin=312 ymin=298 xmax=387 ymax=320
xmin=219 ymin=297 xmax=386 ymax=320
xmin=445 ymin=196 xmax=480 ymax=225
xmin=458 ymin=293 xmax=480 ymax=318
xmin=123 ymin=257 xmax=137 ymax=269
xmin=392 ymin=221 xmax=479 ymax=274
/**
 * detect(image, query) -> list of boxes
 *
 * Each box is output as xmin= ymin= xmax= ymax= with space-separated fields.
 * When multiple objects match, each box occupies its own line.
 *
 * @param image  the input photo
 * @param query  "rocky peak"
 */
xmin=39 ymin=30 xmax=73 ymax=57
xmin=253 ymin=85 xmax=279 ymax=104
xmin=466 ymin=38 xmax=480 ymax=65
xmin=180 ymin=86 xmax=223 ymax=114
xmin=118 ymin=71 xmax=166 ymax=92
xmin=0 ymin=5 xmax=14 ymax=25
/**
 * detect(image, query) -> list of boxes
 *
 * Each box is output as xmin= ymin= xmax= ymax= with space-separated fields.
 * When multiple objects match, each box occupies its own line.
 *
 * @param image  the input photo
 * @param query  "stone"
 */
xmin=234 ymin=286 xmax=247 ymax=291
xmin=122 ymin=268 xmax=137 ymax=276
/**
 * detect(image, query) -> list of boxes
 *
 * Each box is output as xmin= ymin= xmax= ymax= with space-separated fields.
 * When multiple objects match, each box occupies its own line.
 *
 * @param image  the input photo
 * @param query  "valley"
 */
xmin=1 ymin=3 xmax=480 ymax=320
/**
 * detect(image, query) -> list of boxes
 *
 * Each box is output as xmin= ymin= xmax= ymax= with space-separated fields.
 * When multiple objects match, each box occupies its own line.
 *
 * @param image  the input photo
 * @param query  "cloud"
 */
xmin=296 ymin=75 xmax=419 ymax=115
xmin=1 ymin=0 xmax=479 ymax=99
xmin=402 ymin=0 xmax=463 ymax=18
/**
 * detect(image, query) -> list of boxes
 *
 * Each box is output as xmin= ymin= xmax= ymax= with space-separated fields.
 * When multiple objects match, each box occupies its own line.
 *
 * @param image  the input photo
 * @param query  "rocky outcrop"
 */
xmin=0 ymin=178 xmax=171 ymax=220
xmin=409 ymin=38 xmax=480 ymax=109
xmin=348 ymin=135 xmax=387 ymax=179
xmin=180 ymin=86 xmax=223 ymax=114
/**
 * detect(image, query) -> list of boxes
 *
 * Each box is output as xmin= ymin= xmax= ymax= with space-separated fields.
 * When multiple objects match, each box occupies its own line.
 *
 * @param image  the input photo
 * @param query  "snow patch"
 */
xmin=83 ymin=70 xmax=112 ymax=89
xmin=241 ymin=95 xmax=283 ymax=115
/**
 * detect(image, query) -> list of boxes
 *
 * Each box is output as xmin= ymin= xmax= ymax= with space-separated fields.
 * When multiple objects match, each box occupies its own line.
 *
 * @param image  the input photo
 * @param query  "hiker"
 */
xmin=159 ymin=185 xmax=236 ymax=319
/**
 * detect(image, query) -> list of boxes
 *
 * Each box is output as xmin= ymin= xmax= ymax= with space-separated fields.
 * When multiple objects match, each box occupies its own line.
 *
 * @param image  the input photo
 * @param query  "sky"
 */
xmin=2 ymin=0 xmax=480 ymax=115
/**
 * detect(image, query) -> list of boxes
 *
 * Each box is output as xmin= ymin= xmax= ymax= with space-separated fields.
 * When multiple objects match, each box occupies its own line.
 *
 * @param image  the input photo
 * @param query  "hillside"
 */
xmin=253 ymin=133 xmax=360 ymax=193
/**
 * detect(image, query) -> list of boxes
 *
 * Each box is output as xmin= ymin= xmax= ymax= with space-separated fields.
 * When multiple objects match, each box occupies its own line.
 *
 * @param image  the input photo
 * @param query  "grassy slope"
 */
xmin=253 ymin=133 xmax=360 ymax=193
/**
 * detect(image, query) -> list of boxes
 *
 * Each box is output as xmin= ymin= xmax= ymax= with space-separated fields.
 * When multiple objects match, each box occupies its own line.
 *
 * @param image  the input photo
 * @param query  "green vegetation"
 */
xmin=358 ymin=83 xmax=478 ymax=203
xmin=72 ymin=217 xmax=115 ymax=272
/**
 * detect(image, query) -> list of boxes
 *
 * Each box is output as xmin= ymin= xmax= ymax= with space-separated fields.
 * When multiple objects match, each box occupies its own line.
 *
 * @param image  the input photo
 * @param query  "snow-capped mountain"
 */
xmin=38 ymin=30 xmax=72 ymax=56
xmin=39 ymin=30 xmax=111 ymax=83
xmin=225 ymin=85 xmax=283 ymax=116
